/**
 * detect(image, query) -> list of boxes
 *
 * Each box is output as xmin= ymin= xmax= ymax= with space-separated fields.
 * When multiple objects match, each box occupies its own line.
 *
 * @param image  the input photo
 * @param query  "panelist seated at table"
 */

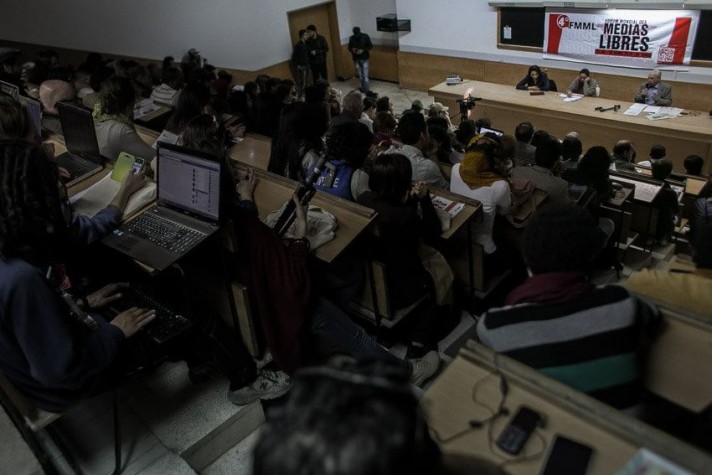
xmin=477 ymin=204 xmax=660 ymax=410
xmin=634 ymin=69 xmax=673 ymax=106
xmin=93 ymin=77 xmax=155 ymax=164
xmin=515 ymin=65 xmax=551 ymax=91
xmin=565 ymin=68 xmax=600 ymax=97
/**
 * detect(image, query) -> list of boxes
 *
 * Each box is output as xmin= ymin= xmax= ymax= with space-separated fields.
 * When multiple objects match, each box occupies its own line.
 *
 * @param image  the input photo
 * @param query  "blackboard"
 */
xmin=498 ymin=7 xmax=712 ymax=62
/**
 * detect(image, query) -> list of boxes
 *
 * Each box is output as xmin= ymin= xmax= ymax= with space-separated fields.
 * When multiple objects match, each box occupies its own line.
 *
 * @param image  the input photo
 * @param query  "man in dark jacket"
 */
xmin=292 ymin=29 xmax=310 ymax=100
xmin=306 ymin=24 xmax=329 ymax=83
xmin=348 ymin=26 xmax=373 ymax=93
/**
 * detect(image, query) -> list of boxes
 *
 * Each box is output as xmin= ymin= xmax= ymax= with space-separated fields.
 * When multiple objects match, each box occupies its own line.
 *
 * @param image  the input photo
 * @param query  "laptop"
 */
xmin=19 ymin=96 xmax=42 ymax=141
xmin=478 ymin=126 xmax=504 ymax=137
xmin=55 ymin=102 xmax=105 ymax=186
xmin=102 ymin=142 xmax=223 ymax=271
xmin=0 ymin=80 xmax=19 ymax=101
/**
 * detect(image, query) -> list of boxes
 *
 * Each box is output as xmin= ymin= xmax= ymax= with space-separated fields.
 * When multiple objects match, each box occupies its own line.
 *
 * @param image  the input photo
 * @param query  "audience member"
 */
xmin=477 ymin=204 xmax=659 ymax=409
xmin=253 ymin=358 xmax=442 ymax=475
xmin=690 ymin=180 xmax=712 ymax=244
xmin=360 ymin=96 xmax=375 ymax=132
xmin=426 ymin=116 xmax=457 ymax=165
xmin=561 ymin=136 xmax=583 ymax=171
xmin=514 ymin=121 xmax=535 ymax=166
xmin=634 ymin=69 xmax=672 ymax=106
xmin=650 ymin=158 xmax=678 ymax=245
xmin=306 ymin=24 xmax=329 ymax=83
xmin=453 ymin=120 xmax=476 ymax=155
xmin=530 ymin=129 xmax=550 ymax=149
xmin=372 ymin=111 xmax=398 ymax=149
xmin=683 ymin=154 xmax=706 ymax=177
xmin=516 ymin=65 xmax=550 ymax=91
xmin=39 ymin=79 xmax=75 ymax=114
xmin=403 ymin=99 xmax=424 ymax=116
xmin=330 ymin=89 xmax=362 ymax=129
xmin=388 ymin=112 xmax=448 ymax=189
xmin=566 ymin=68 xmax=599 ymax=97
xmin=165 ymin=81 xmax=211 ymax=134
xmin=93 ymin=76 xmax=155 ymax=163
xmin=626 ymin=222 xmax=712 ymax=316
xmin=0 ymin=94 xmax=34 ymax=141
xmin=450 ymin=134 xmax=512 ymax=267
xmin=428 ymin=102 xmax=454 ymax=132
xmin=268 ymin=102 xmax=327 ymax=180
xmin=375 ymin=95 xmax=393 ymax=115
xmin=512 ymin=137 xmax=569 ymax=206
xmin=307 ymin=121 xmax=372 ymax=200
xmin=637 ymin=144 xmax=666 ymax=168
xmin=611 ymin=140 xmax=637 ymax=172
xmin=563 ymin=145 xmax=614 ymax=201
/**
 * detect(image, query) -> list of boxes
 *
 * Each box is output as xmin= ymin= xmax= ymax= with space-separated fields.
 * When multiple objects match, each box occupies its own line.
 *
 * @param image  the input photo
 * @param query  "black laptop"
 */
xmin=19 ymin=96 xmax=42 ymax=141
xmin=55 ymin=102 xmax=105 ymax=186
xmin=102 ymin=142 xmax=223 ymax=271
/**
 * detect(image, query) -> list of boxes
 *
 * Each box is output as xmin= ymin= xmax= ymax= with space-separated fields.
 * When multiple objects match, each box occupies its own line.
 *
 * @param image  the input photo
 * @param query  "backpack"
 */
xmin=311 ymin=160 xmax=355 ymax=200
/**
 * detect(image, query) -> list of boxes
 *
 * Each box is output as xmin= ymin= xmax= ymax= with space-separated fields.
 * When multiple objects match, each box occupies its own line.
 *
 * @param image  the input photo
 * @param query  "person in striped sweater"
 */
xmin=477 ymin=204 xmax=659 ymax=409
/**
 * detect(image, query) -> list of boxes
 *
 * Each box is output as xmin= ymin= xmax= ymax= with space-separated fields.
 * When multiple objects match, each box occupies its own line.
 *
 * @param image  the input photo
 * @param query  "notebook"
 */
xmin=55 ymin=102 xmax=105 ymax=186
xmin=102 ymin=142 xmax=223 ymax=271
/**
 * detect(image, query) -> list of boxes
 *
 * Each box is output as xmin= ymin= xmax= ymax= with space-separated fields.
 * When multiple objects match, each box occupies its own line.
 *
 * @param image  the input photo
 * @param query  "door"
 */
xmin=287 ymin=2 xmax=338 ymax=83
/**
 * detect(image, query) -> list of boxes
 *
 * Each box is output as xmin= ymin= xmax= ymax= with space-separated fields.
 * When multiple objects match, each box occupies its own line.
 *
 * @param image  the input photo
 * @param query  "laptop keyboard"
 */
xmin=115 ymin=286 xmax=192 ymax=345
xmin=56 ymin=155 xmax=97 ymax=178
xmin=125 ymin=211 xmax=206 ymax=253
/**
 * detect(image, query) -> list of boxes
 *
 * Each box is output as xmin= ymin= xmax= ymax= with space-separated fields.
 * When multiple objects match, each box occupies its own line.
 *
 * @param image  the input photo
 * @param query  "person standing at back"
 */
xmin=306 ymin=24 xmax=329 ymax=84
xmin=348 ymin=27 xmax=373 ymax=93
xmin=291 ymin=30 xmax=310 ymax=101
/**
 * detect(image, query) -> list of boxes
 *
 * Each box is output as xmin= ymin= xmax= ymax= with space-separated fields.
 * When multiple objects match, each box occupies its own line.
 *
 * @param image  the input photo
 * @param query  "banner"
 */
xmin=544 ymin=9 xmax=700 ymax=69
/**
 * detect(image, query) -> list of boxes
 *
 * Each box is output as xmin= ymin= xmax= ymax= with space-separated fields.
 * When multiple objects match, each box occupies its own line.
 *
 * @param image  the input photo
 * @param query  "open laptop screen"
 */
xmin=19 ymin=96 xmax=42 ymax=140
xmin=157 ymin=145 xmax=222 ymax=222
xmin=57 ymin=102 xmax=102 ymax=160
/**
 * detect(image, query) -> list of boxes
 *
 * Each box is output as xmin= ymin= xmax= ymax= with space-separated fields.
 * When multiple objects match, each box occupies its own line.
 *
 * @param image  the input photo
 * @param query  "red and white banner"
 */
xmin=544 ymin=9 xmax=700 ymax=69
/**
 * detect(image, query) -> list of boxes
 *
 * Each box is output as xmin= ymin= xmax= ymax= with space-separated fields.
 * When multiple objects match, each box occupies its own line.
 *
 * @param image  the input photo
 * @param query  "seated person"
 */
xmin=611 ymin=140 xmax=637 ymax=172
xmin=561 ymin=135 xmax=583 ymax=171
xmin=450 ymin=134 xmax=511 ymax=257
xmin=330 ymin=90 xmax=362 ymax=129
xmin=427 ymin=103 xmax=455 ymax=133
xmin=253 ymin=358 xmax=442 ymax=475
xmin=516 ymin=65 xmax=551 ymax=91
xmin=650 ymin=158 xmax=678 ymax=246
xmin=626 ymin=222 xmax=712 ymax=316
xmin=426 ymin=116 xmax=458 ymax=165
xmin=375 ymin=95 xmax=393 ymax=116
xmin=388 ymin=112 xmax=448 ymax=189
xmin=512 ymin=137 xmax=569 ymax=206
xmin=453 ymin=119 xmax=476 ymax=156
xmin=372 ymin=111 xmax=398 ymax=149
xmin=305 ymin=120 xmax=372 ymax=201
xmin=150 ymin=67 xmax=184 ymax=107
xmin=634 ymin=70 xmax=672 ymax=106
xmin=360 ymin=96 xmax=376 ymax=132
xmin=39 ymin=79 xmax=75 ymax=134
xmin=514 ymin=121 xmax=536 ymax=166
xmin=477 ymin=204 xmax=659 ymax=410
xmin=358 ymin=154 xmax=451 ymax=356
xmin=637 ymin=144 xmax=666 ymax=168
xmin=165 ymin=81 xmax=211 ymax=135
xmin=563 ymin=145 xmax=614 ymax=201
xmin=566 ymin=68 xmax=599 ymax=97
xmin=93 ymin=76 xmax=155 ymax=163
xmin=684 ymin=154 xmax=706 ymax=178
xmin=690 ymin=179 xmax=712 ymax=243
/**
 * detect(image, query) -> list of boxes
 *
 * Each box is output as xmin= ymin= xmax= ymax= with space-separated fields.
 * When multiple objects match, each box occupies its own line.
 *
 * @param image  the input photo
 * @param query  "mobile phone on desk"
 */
xmin=540 ymin=435 xmax=593 ymax=475
xmin=495 ymin=405 xmax=544 ymax=455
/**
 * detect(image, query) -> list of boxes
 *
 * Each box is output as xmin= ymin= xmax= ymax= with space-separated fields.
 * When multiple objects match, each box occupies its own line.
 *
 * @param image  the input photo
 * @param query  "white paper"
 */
xmin=70 ymin=172 xmax=156 ymax=217
xmin=563 ymin=94 xmax=583 ymax=102
xmin=503 ymin=26 xmax=512 ymax=40
xmin=133 ymin=98 xmax=158 ymax=120
xmin=431 ymin=195 xmax=465 ymax=217
xmin=623 ymin=103 xmax=647 ymax=116
xmin=616 ymin=448 xmax=693 ymax=475
xmin=611 ymin=176 xmax=661 ymax=202
xmin=644 ymin=105 xmax=662 ymax=113
xmin=152 ymin=129 xmax=179 ymax=149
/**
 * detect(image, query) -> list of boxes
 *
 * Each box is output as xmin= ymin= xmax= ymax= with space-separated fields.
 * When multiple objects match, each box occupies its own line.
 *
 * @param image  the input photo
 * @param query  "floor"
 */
xmin=13 ymin=78 xmax=680 ymax=474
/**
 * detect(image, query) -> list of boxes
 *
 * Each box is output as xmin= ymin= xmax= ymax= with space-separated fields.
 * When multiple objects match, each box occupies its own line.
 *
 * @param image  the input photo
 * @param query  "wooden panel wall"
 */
xmin=399 ymin=51 xmax=712 ymax=112
xmin=369 ymin=46 xmax=399 ymax=83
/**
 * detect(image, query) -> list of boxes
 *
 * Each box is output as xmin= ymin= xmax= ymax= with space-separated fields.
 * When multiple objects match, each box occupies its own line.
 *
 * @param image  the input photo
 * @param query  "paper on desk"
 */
xmin=560 ymin=93 xmax=583 ymax=102
xmin=152 ymin=129 xmax=179 ymax=149
xmin=616 ymin=448 xmax=693 ymax=475
xmin=133 ymin=98 xmax=158 ymax=120
xmin=610 ymin=176 xmax=661 ymax=202
xmin=623 ymin=103 xmax=646 ymax=116
xmin=69 ymin=171 xmax=156 ymax=217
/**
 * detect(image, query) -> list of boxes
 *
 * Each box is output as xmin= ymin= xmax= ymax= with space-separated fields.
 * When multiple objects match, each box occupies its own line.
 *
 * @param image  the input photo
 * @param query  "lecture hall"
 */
xmin=1 ymin=0 xmax=712 ymax=473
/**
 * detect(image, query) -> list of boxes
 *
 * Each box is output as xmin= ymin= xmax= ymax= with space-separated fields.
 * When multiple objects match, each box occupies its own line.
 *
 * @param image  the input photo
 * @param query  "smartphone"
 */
xmin=540 ymin=436 xmax=593 ymax=475
xmin=495 ymin=406 xmax=544 ymax=455
xmin=132 ymin=157 xmax=145 ymax=174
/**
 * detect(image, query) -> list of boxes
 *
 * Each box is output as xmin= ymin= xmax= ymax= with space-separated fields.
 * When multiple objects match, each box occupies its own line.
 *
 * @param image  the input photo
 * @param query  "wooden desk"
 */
xmin=430 ymin=80 xmax=712 ymax=174
xmin=228 ymin=134 xmax=271 ymax=171
xmin=234 ymin=165 xmax=377 ymax=264
xmin=423 ymin=341 xmax=712 ymax=475
xmin=685 ymin=176 xmax=707 ymax=196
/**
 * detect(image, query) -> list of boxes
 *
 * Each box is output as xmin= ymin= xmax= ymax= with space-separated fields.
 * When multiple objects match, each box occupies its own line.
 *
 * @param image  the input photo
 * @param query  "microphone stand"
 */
xmin=594 ymin=105 xmax=621 ymax=113
xmin=272 ymin=154 xmax=328 ymax=237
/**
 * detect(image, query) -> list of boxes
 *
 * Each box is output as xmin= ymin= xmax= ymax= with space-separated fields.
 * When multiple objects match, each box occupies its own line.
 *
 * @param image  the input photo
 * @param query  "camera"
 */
xmin=456 ymin=95 xmax=480 ymax=115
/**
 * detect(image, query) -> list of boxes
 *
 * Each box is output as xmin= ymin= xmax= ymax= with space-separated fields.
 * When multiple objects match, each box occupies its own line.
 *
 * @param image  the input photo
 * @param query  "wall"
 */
xmin=0 ymin=0 xmax=352 ymax=71
xmin=394 ymin=0 xmax=712 ymax=85
xmin=346 ymin=0 xmax=399 ymax=46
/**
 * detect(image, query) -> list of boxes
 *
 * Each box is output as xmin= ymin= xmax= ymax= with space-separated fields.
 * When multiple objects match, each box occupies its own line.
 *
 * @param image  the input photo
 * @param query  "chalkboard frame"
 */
xmin=496 ymin=8 xmax=712 ymax=66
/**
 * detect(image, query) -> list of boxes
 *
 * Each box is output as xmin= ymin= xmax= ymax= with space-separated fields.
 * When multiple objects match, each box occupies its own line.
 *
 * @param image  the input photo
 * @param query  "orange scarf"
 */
xmin=459 ymin=148 xmax=503 ymax=189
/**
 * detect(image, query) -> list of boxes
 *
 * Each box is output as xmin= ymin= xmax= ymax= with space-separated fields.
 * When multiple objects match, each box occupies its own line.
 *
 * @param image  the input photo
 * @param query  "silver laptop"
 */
xmin=55 ymin=102 xmax=105 ymax=186
xmin=102 ymin=142 xmax=223 ymax=271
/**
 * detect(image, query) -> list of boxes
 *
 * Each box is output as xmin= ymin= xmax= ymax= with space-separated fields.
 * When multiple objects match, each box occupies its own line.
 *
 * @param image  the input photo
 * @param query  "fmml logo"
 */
xmin=556 ymin=15 xmax=570 ymax=29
